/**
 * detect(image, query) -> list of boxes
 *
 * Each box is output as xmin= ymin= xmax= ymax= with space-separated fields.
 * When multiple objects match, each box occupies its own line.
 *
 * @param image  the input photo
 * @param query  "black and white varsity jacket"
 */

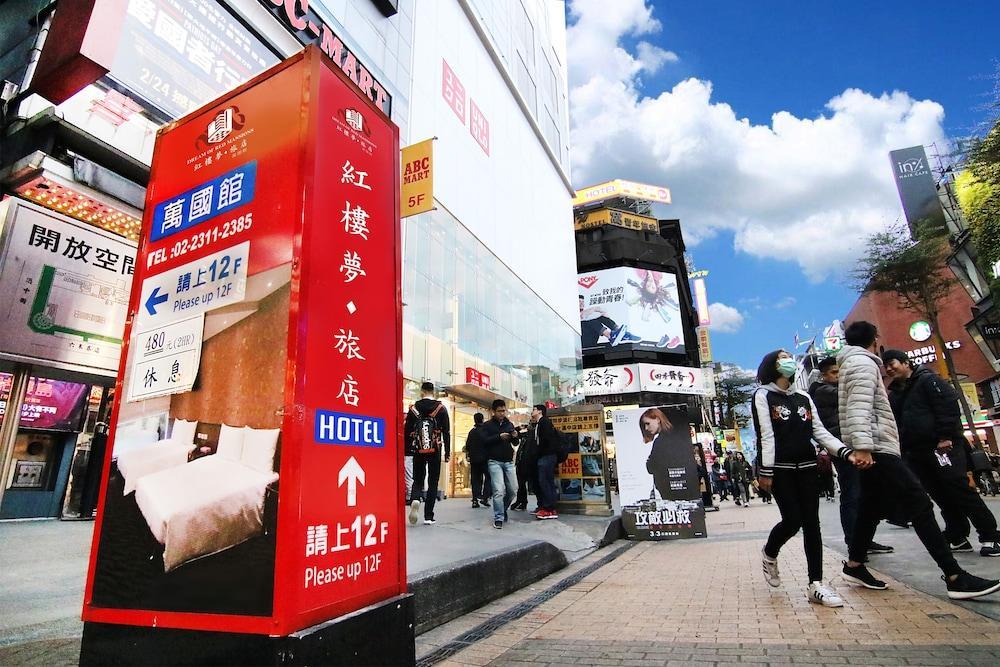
xmin=752 ymin=383 xmax=852 ymax=478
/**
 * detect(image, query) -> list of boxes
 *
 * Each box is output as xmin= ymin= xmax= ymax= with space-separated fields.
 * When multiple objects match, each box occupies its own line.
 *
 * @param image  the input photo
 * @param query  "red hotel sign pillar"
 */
xmin=79 ymin=46 xmax=409 ymax=665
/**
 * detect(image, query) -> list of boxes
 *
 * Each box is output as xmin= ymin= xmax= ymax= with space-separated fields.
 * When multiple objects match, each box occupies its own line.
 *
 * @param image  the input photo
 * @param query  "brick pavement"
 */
xmin=417 ymin=503 xmax=1000 ymax=666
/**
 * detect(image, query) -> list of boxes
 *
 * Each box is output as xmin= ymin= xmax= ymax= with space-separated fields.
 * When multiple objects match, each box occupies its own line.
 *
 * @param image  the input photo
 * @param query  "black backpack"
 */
xmin=408 ymin=402 xmax=443 ymax=455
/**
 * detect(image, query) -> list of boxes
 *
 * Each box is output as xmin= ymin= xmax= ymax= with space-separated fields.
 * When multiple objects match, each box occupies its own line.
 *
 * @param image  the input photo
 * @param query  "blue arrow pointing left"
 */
xmin=145 ymin=287 xmax=168 ymax=316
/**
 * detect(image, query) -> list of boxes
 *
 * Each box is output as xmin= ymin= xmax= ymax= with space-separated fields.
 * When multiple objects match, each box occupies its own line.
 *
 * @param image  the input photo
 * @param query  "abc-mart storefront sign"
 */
xmin=578 ymin=363 xmax=712 ymax=397
xmin=261 ymin=0 xmax=392 ymax=116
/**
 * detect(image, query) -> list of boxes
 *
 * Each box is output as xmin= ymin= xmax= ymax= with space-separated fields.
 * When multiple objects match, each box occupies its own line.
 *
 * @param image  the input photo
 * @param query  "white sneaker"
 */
xmin=761 ymin=548 xmax=780 ymax=588
xmin=807 ymin=581 xmax=844 ymax=608
xmin=408 ymin=500 xmax=420 ymax=525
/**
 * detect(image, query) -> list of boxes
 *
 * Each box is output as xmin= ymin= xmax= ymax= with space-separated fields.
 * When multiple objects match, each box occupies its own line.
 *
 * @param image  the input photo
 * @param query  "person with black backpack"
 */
xmin=533 ymin=404 xmax=561 ymax=520
xmin=404 ymin=382 xmax=450 ymax=525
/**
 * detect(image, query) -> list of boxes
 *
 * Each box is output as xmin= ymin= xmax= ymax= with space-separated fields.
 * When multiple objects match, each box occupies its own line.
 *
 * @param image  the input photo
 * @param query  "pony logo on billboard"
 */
xmin=195 ymin=106 xmax=245 ymax=149
xmin=578 ymin=276 xmax=598 ymax=289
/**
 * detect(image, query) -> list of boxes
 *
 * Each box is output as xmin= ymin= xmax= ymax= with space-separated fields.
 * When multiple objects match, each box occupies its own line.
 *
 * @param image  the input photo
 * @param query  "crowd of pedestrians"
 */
xmin=753 ymin=321 xmax=1000 ymax=609
xmin=403 ymin=386 xmax=562 ymax=529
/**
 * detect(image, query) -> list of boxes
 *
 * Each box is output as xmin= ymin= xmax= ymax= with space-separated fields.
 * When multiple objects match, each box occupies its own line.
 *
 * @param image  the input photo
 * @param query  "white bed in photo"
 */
xmin=116 ymin=419 xmax=198 ymax=495
xmin=134 ymin=425 xmax=280 ymax=572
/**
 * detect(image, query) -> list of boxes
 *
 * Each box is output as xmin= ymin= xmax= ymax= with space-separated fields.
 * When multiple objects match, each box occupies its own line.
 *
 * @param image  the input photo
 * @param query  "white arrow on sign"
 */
xmin=338 ymin=456 xmax=366 ymax=507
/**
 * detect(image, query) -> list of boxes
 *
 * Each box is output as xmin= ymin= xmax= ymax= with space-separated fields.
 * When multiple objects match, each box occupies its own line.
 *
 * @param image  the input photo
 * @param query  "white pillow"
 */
xmin=241 ymin=426 xmax=280 ymax=474
xmin=170 ymin=419 xmax=198 ymax=447
xmin=217 ymin=424 xmax=246 ymax=462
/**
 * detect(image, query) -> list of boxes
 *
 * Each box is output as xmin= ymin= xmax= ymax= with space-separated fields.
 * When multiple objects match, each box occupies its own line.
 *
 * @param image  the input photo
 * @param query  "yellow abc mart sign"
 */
xmin=401 ymin=138 xmax=433 ymax=218
xmin=572 ymin=179 xmax=671 ymax=207
xmin=575 ymin=208 xmax=658 ymax=232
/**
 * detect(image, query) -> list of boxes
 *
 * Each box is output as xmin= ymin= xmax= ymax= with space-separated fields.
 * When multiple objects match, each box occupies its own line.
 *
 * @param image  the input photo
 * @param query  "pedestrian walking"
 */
xmin=481 ymin=399 xmax=520 ymax=529
xmin=837 ymin=322 xmax=1000 ymax=600
xmin=754 ymin=458 xmax=772 ymax=503
xmin=511 ymin=412 xmax=539 ymax=512
xmin=727 ymin=452 xmax=751 ymax=507
xmin=809 ymin=356 xmax=894 ymax=554
xmin=882 ymin=349 xmax=1000 ymax=557
xmin=404 ymin=382 xmax=451 ymax=525
xmin=533 ymin=404 xmax=561 ymax=520
xmin=754 ymin=349 xmax=855 ymax=607
xmin=464 ymin=413 xmax=490 ymax=508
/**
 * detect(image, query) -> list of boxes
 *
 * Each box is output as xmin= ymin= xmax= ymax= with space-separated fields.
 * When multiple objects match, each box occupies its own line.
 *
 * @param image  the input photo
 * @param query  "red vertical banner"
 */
xmin=81 ymin=46 xmax=404 ymax=638
xmin=283 ymin=53 xmax=404 ymax=632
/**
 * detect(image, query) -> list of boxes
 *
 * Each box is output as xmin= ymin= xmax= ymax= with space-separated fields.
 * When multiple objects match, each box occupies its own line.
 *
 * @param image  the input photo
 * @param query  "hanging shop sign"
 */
xmin=81 ymin=47 xmax=405 ymax=646
xmin=574 ymin=208 xmax=658 ymax=232
xmin=889 ymin=146 xmax=947 ymax=232
xmin=465 ymin=367 xmax=491 ymax=389
xmin=0 ymin=199 xmax=136 ymax=375
xmin=980 ymin=323 xmax=1000 ymax=341
xmin=697 ymin=327 xmax=713 ymax=364
xmin=260 ymin=0 xmax=392 ymax=116
xmin=401 ymin=139 xmax=434 ymax=217
xmin=693 ymin=278 xmax=710 ymax=326
xmin=611 ymin=405 xmax=706 ymax=540
xmin=572 ymin=179 xmax=671 ymax=207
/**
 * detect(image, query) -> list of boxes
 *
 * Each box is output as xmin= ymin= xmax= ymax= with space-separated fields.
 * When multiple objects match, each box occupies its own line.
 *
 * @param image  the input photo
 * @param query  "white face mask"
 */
xmin=777 ymin=358 xmax=797 ymax=378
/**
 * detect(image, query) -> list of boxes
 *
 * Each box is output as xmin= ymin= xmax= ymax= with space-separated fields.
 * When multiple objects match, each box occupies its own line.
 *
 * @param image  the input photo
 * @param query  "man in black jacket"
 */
xmin=404 ymin=382 xmax=450 ymax=526
xmin=511 ymin=414 xmax=538 ymax=512
xmin=883 ymin=350 xmax=1000 ymax=557
xmin=533 ymin=404 xmax=561 ymax=520
xmin=464 ymin=413 xmax=489 ymax=508
xmin=809 ymin=357 xmax=894 ymax=554
xmin=480 ymin=399 xmax=519 ymax=529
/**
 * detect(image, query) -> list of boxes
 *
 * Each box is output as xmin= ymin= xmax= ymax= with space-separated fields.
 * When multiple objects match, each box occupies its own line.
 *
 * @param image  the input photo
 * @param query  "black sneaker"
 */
xmin=944 ymin=572 xmax=1000 ymax=600
xmin=867 ymin=542 xmax=895 ymax=554
xmin=493 ymin=520 xmax=503 ymax=529
xmin=471 ymin=501 xmax=480 ymax=508
xmin=950 ymin=539 xmax=974 ymax=553
xmin=842 ymin=561 xmax=889 ymax=590
xmin=980 ymin=541 xmax=1000 ymax=557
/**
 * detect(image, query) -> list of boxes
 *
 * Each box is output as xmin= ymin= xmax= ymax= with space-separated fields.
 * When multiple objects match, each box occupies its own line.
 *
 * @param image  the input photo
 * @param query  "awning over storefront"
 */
xmin=444 ymin=382 xmax=528 ymax=410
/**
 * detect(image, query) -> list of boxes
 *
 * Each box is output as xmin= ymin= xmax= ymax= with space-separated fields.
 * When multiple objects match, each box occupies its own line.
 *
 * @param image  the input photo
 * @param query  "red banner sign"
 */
xmin=465 ymin=367 xmax=491 ymax=389
xmin=82 ymin=46 xmax=403 ymax=637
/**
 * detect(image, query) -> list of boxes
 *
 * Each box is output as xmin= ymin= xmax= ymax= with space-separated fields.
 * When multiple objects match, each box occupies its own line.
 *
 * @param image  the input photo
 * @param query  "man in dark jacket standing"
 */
xmin=511 ymin=413 xmax=538 ymax=512
xmin=480 ymin=399 xmax=520 ymax=529
xmin=464 ymin=413 xmax=489 ymax=508
xmin=809 ymin=357 xmax=893 ymax=554
xmin=404 ymin=382 xmax=450 ymax=525
xmin=883 ymin=350 xmax=1000 ymax=557
xmin=533 ymin=404 xmax=561 ymax=520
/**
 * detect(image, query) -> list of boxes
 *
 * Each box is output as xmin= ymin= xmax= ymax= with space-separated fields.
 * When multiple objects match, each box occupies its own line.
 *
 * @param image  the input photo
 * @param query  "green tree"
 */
xmin=957 ymin=121 xmax=1000 ymax=286
xmin=715 ymin=363 xmax=757 ymax=429
xmin=851 ymin=222 xmax=983 ymax=446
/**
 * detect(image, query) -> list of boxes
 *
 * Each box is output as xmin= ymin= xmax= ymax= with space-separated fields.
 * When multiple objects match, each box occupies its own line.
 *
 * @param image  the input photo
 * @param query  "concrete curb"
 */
xmin=408 ymin=540 xmax=568 ymax=634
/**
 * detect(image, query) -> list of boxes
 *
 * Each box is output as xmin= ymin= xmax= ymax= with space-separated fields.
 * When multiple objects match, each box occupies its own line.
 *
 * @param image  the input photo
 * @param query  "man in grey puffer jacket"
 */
xmin=837 ymin=321 xmax=1000 ymax=600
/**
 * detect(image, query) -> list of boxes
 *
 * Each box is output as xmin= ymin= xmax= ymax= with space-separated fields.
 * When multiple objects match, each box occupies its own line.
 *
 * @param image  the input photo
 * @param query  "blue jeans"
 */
xmin=536 ymin=454 xmax=558 ymax=511
xmin=487 ymin=460 xmax=518 ymax=522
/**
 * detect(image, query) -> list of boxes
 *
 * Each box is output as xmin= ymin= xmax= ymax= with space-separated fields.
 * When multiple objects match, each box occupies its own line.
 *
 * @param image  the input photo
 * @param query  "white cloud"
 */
xmin=774 ymin=296 xmax=797 ymax=310
xmin=708 ymin=302 xmax=745 ymax=333
xmin=566 ymin=1 xmax=948 ymax=281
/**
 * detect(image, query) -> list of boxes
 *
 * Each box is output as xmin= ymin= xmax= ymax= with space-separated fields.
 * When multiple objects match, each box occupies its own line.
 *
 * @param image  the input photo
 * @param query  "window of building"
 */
xmin=516 ymin=53 xmax=536 ymax=116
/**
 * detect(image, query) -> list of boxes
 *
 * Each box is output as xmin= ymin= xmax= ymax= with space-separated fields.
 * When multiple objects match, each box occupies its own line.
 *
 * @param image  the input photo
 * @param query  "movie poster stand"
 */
xmin=79 ymin=47 xmax=412 ymax=665
xmin=611 ymin=404 xmax=707 ymax=541
xmin=549 ymin=405 xmax=613 ymax=516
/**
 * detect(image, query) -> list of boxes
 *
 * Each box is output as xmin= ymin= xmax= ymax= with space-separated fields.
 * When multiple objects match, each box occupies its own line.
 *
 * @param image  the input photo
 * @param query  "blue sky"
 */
xmin=566 ymin=0 xmax=1000 ymax=370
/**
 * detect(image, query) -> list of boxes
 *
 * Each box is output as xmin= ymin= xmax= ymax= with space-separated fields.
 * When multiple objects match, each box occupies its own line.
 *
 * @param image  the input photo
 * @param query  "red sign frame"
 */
xmin=81 ymin=46 xmax=404 ymax=637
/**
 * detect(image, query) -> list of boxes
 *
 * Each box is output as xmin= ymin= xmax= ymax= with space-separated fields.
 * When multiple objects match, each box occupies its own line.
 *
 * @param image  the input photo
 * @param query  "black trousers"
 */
xmin=848 ymin=453 xmax=962 ymax=577
xmin=904 ymin=447 xmax=1000 ymax=544
xmin=764 ymin=469 xmax=824 ymax=582
xmin=411 ymin=453 xmax=441 ymax=519
xmin=515 ymin=457 xmax=538 ymax=507
xmin=470 ymin=460 xmax=490 ymax=502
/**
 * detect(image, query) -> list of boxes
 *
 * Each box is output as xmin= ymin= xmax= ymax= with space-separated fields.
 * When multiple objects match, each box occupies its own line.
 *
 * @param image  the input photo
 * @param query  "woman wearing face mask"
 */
xmin=753 ymin=349 xmax=859 ymax=608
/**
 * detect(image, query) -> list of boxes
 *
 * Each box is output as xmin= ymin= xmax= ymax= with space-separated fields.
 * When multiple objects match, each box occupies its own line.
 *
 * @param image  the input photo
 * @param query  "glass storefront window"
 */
xmin=402 ymin=207 xmax=581 ymax=405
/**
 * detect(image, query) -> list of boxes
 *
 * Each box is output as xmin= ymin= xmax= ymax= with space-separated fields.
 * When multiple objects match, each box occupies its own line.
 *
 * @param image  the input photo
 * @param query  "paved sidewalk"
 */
xmin=417 ymin=502 xmax=1000 ymax=666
